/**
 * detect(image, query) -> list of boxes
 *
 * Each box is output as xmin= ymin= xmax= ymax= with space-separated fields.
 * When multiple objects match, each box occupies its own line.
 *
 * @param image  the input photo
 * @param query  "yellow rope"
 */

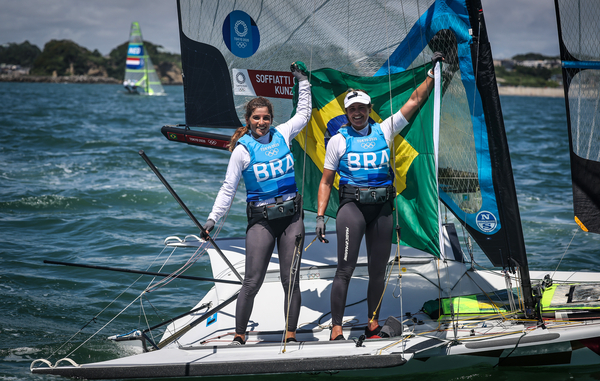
xmin=369 ymin=231 xmax=403 ymax=325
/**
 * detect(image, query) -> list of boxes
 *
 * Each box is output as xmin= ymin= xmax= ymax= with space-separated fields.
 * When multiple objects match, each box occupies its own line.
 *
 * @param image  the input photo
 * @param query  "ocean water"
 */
xmin=1 ymin=82 xmax=600 ymax=380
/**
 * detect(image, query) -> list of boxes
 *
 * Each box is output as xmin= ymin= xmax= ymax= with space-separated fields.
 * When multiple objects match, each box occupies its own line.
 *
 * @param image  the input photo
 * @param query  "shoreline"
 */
xmin=497 ymin=86 xmax=564 ymax=98
xmin=0 ymin=74 xmax=121 ymax=84
xmin=2 ymin=75 xmax=561 ymax=96
xmin=0 ymin=74 xmax=183 ymax=85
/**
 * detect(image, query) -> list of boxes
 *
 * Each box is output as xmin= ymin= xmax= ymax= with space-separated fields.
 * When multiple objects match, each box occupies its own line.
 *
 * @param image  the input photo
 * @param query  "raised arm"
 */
xmin=277 ymin=63 xmax=312 ymax=143
xmin=400 ymin=52 xmax=444 ymax=122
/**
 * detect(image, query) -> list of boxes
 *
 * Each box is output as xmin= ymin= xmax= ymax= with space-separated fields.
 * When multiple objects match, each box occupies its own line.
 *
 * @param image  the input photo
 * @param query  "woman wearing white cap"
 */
xmin=316 ymin=53 xmax=443 ymax=341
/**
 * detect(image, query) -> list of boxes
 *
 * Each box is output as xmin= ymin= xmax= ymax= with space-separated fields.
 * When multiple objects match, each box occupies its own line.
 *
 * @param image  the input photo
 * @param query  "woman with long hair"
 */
xmin=203 ymin=63 xmax=311 ymax=345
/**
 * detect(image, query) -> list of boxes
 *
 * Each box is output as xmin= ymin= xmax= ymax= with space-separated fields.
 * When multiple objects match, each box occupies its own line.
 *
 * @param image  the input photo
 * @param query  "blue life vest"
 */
xmin=238 ymin=129 xmax=297 ymax=202
xmin=337 ymin=123 xmax=392 ymax=187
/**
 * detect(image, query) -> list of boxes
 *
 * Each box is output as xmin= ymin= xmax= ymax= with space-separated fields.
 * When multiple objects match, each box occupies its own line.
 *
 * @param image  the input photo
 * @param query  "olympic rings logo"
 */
xmin=265 ymin=149 xmax=279 ymax=157
xmin=361 ymin=142 xmax=375 ymax=149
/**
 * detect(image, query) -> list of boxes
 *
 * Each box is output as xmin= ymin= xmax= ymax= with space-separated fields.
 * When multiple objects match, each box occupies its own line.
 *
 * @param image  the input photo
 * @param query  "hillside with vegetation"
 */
xmin=0 ymin=41 xmax=41 ymax=67
xmin=3 ymin=41 xmax=559 ymax=89
xmin=494 ymin=53 xmax=562 ymax=88
xmin=1 ymin=40 xmax=182 ymax=84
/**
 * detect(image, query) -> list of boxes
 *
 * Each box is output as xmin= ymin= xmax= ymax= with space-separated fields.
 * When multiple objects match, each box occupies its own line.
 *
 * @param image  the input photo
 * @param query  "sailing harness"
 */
xmin=247 ymin=194 xmax=302 ymax=226
xmin=339 ymin=184 xmax=395 ymax=205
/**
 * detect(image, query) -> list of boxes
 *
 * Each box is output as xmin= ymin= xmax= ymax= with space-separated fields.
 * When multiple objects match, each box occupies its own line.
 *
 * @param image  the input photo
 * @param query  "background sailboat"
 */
xmin=123 ymin=22 xmax=165 ymax=96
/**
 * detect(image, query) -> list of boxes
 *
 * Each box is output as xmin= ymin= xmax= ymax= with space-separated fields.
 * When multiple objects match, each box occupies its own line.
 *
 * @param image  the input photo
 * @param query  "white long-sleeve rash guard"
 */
xmin=324 ymin=110 xmax=409 ymax=172
xmin=208 ymin=80 xmax=312 ymax=223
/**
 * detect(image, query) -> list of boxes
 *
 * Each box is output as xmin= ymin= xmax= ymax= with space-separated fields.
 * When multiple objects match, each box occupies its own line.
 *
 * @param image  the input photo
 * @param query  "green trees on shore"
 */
xmin=1 ymin=40 xmax=182 ymax=83
xmin=30 ymin=40 xmax=106 ymax=76
xmin=495 ymin=65 xmax=560 ymax=88
xmin=0 ymin=41 xmax=41 ymax=67
xmin=2 ymin=41 xmax=561 ymax=88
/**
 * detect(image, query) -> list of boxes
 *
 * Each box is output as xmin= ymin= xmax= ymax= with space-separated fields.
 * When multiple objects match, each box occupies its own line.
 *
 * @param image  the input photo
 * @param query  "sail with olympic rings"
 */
xmin=166 ymin=0 xmax=529 ymax=271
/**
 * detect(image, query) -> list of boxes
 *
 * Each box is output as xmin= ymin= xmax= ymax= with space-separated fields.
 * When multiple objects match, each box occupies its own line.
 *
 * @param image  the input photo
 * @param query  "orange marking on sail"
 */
xmin=574 ymin=216 xmax=589 ymax=232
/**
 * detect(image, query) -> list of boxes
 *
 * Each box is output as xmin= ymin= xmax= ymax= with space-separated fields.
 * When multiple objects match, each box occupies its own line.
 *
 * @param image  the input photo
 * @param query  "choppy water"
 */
xmin=1 ymin=82 xmax=599 ymax=380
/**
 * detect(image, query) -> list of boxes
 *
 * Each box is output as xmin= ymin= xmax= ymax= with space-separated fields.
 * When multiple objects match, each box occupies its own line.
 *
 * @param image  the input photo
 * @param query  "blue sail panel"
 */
xmin=374 ymin=0 xmax=527 ymax=269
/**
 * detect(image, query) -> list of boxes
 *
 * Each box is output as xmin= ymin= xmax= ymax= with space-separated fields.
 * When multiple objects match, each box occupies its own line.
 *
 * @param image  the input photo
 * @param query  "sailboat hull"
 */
xmin=32 ymin=233 xmax=600 ymax=379
xmin=30 ymin=0 xmax=600 ymax=377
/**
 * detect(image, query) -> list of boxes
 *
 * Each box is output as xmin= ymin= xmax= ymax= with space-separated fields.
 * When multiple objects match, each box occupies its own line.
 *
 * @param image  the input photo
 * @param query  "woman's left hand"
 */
xmin=291 ymin=62 xmax=308 ymax=82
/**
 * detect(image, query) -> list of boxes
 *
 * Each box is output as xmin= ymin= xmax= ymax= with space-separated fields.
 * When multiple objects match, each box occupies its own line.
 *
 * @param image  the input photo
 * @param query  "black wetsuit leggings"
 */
xmin=331 ymin=200 xmax=393 ymax=326
xmin=235 ymin=209 xmax=304 ymax=335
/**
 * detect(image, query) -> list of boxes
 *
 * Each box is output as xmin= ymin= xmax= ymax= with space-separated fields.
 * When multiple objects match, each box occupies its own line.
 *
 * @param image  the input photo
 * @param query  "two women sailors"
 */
xmin=204 ymin=63 xmax=311 ymax=345
xmin=316 ymin=53 xmax=444 ymax=340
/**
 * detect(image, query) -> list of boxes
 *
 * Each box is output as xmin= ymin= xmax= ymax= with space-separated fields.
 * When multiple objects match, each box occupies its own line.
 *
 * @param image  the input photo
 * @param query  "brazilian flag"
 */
xmin=291 ymin=62 xmax=440 ymax=258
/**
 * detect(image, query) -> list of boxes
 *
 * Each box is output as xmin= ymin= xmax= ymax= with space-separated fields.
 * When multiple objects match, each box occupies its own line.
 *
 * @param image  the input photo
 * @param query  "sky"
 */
xmin=0 ymin=0 xmax=559 ymax=60
xmin=0 ymin=0 xmax=180 ymax=55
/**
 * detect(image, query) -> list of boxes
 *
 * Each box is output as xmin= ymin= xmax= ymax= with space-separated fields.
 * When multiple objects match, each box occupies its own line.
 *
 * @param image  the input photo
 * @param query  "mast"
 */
xmin=144 ymin=51 xmax=149 ymax=95
xmin=465 ymin=0 xmax=535 ymax=315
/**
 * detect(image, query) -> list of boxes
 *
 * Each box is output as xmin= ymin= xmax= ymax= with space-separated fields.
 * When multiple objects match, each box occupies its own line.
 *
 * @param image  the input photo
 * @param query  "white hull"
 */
xmin=32 ymin=231 xmax=600 ymax=378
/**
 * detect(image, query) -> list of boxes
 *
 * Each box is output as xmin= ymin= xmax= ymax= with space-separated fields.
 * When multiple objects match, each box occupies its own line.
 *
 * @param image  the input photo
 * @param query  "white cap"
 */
xmin=344 ymin=91 xmax=371 ymax=108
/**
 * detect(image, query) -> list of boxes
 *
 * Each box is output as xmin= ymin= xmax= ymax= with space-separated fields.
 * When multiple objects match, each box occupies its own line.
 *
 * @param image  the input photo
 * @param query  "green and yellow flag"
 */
xmin=291 ymin=63 xmax=440 ymax=257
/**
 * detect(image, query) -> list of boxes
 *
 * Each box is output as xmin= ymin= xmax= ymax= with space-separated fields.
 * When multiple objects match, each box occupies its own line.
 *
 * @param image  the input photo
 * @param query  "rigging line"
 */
xmin=386 ymin=0 xmax=401 ymax=233
xmin=139 ymin=150 xmax=243 ymax=282
xmin=517 ymin=269 xmax=525 ymax=311
xmin=43 ymin=240 xmax=177 ymax=359
xmin=44 ymin=272 xmax=147 ymax=361
xmin=144 ymin=244 xmax=181 ymax=292
xmin=494 ymin=330 xmax=528 ymax=368
xmin=281 ymin=234 xmax=303 ymax=353
xmin=299 ymin=0 xmax=315 ymax=250
xmin=396 ymin=0 xmax=435 ymax=240
xmin=144 ymin=302 xmax=211 ymax=335
xmin=551 ymin=229 xmax=577 ymax=279
xmin=439 ymin=259 xmax=460 ymax=342
xmin=504 ymin=271 xmax=517 ymax=314
xmin=141 ymin=294 xmax=184 ymax=349
xmin=65 ymin=292 xmax=145 ymax=360
xmin=396 ymin=245 xmax=404 ymax=349
xmin=145 ymin=243 xmax=210 ymax=292
xmin=514 ymin=267 xmax=524 ymax=313
xmin=139 ymin=296 xmax=157 ymax=346
xmin=370 ymin=251 xmax=399 ymax=325
xmin=436 ymin=258 xmax=443 ymax=329
xmin=299 ymin=0 xmax=315 ymax=208
xmin=462 ymin=270 xmax=517 ymax=318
